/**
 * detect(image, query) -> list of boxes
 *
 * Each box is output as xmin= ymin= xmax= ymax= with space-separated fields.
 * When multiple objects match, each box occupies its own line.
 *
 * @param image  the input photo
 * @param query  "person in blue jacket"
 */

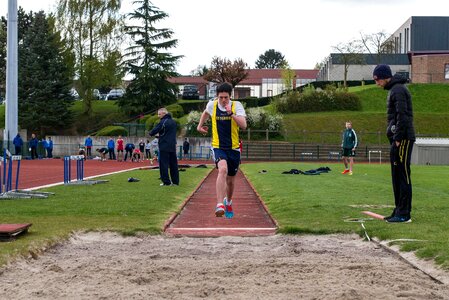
xmin=124 ymin=142 xmax=135 ymax=161
xmin=44 ymin=136 xmax=54 ymax=158
xmin=149 ymin=108 xmax=179 ymax=186
xmin=84 ymin=135 xmax=93 ymax=158
xmin=107 ymin=137 xmax=116 ymax=160
xmin=13 ymin=133 xmax=23 ymax=155
xmin=29 ymin=133 xmax=39 ymax=159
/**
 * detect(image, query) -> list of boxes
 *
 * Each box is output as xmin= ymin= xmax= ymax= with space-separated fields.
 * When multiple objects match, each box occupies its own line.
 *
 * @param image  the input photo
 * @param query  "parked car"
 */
xmin=93 ymin=89 xmax=101 ymax=100
xmin=182 ymin=85 xmax=199 ymax=100
xmin=70 ymin=88 xmax=80 ymax=100
xmin=105 ymin=89 xmax=125 ymax=100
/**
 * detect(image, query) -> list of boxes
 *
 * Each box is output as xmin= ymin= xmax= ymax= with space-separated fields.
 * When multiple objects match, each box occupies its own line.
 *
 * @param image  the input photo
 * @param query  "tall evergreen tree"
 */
xmin=18 ymin=11 xmax=74 ymax=136
xmin=0 ymin=8 xmax=34 ymax=98
xmin=119 ymin=0 xmax=181 ymax=116
xmin=255 ymin=49 xmax=288 ymax=69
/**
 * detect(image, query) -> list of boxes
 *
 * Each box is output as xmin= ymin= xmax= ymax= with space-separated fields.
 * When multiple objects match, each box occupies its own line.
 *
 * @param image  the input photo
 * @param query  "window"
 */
xmin=445 ymin=64 xmax=449 ymax=80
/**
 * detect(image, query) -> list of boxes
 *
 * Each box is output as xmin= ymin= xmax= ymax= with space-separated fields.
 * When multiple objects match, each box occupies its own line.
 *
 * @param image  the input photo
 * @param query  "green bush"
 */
xmin=145 ymin=115 xmax=159 ymax=130
xmin=138 ymin=114 xmax=152 ymax=125
xmin=239 ymin=97 xmax=258 ymax=108
xmin=95 ymin=125 xmax=128 ymax=136
xmin=178 ymin=101 xmax=208 ymax=114
xmin=166 ymin=103 xmax=185 ymax=118
xmin=274 ymin=90 xmax=361 ymax=113
xmin=184 ymin=110 xmax=211 ymax=137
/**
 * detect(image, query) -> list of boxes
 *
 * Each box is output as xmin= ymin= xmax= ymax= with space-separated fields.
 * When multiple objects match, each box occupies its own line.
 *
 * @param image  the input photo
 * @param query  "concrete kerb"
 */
xmin=371 ymin=237 xmax=449 ymax=285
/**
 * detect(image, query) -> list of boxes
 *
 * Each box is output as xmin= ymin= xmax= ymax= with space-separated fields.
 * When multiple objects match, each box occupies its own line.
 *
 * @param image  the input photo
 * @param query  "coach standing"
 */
xmin=149 ymin=108 xmax=179 ymax=186
xmin=373 ymin=64 xmax=415 ymax=223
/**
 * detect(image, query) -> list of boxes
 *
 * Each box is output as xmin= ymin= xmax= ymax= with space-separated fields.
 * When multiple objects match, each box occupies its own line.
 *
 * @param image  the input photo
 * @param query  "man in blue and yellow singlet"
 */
xmin=197 ymin=82 xmax=247 ymax=218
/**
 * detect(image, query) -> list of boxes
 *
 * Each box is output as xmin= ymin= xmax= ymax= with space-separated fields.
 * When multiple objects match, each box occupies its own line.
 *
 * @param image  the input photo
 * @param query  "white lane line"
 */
xmin=169 ymin=228 xmax=276 ymax=231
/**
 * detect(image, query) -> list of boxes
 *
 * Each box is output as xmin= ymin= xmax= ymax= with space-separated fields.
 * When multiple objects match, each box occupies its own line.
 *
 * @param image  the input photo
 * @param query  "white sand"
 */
xmin=1 ymin=232 xmax=448 ymax=299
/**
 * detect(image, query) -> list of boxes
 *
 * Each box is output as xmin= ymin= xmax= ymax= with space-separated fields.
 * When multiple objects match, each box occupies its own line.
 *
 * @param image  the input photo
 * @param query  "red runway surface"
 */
xmin=165 ymin=169 xmax=277 ymax=237
xmin=8 ymin=158 xmax=204 ymax=190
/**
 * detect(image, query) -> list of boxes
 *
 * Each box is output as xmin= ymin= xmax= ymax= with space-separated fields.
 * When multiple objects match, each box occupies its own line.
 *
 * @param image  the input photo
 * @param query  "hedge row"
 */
xmin=275 ymin=91 xmax=361 ymax=114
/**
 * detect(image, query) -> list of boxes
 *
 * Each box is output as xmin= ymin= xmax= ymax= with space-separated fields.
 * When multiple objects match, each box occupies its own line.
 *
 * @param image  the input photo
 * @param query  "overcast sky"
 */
xmin=1 ymin=0 xmax=447 ymax=75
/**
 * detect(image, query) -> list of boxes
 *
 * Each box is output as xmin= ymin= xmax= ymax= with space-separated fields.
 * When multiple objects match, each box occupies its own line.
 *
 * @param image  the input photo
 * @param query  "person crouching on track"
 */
xmin=132 ymin=148 xmax=142 ymax=162
xmin=78 ymin=147 xmax=87 ymax=160
xmin=96 ymin=148 xmax=109 ymax=161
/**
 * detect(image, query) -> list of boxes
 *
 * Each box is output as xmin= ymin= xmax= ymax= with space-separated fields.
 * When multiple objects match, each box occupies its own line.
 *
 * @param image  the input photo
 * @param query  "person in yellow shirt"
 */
xmin=197 ymin=82 xmax=247 ymax=218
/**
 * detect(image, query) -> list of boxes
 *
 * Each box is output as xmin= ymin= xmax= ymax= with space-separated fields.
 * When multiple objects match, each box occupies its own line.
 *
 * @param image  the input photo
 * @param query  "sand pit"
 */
xmin=1 ymin=232 xmax=448 ymax=299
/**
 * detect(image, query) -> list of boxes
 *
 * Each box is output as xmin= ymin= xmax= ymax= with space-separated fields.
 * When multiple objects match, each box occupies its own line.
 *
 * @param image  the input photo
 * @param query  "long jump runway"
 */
xmin=165 ymin=169 xmax=277 ymax=237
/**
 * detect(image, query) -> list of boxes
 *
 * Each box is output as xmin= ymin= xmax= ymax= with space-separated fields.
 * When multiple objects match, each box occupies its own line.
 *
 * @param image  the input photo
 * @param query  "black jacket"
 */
xmin=384 ymin=74 xmax=415 ymax=142
xmin=149 ymin=114 xmax=177 ymax=152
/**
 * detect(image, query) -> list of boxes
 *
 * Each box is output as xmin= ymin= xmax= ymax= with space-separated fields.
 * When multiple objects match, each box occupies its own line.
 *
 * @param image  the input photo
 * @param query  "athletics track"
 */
xmin=8 ymin=158 xmax=277 ymax=237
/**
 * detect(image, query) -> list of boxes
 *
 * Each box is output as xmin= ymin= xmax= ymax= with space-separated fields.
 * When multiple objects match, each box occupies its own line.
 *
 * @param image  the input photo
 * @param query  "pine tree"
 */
xmin=255 ymin=49 xmax=288 ymax=69
xmin=18 ymin=11 xmax=74 ymax=136
xmin=119 ymin=0 xmax=182 ymax=116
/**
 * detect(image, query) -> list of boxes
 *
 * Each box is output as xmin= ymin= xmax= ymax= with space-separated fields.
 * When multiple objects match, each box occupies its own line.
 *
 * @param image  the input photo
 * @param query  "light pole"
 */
xmin=4 ymin=0 xmax=18 ymax=149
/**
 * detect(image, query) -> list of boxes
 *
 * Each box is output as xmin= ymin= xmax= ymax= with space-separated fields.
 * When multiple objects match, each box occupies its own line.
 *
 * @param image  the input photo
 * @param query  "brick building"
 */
xmin=169 ymin=69 xmax=318 ymax=99
xmin=409 ymin=51 xmax=449 ymax=83
xmin=318 ymin=16 xmax=449 ymax=83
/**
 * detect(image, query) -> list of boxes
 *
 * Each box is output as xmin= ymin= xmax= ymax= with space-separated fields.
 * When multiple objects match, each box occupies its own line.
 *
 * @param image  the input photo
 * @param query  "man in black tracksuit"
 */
xmin=373 ymin=64 xmax=415 ymax=223
xmin=149 ymin=108 xmax=179 ymax=186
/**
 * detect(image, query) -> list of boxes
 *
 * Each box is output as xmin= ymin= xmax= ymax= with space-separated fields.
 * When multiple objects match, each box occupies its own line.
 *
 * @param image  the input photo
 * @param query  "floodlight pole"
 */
xmin=4 ymin=0 xmax=19 ymax=149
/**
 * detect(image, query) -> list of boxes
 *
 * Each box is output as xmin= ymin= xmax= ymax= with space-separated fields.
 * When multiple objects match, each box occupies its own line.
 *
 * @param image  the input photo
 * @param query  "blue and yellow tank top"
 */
xmin=211 ymin=100 xmax=240 ymax=150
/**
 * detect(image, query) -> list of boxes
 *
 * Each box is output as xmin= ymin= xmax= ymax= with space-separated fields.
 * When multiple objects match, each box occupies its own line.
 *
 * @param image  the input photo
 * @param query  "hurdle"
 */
xmin=0 ymin=149 xmax=52 ymax=199
xmin=63 ymin=155 xmax=108 ymax=185
xmin=0 ymin=150 xmax=21 ymax=193
xmin=64 ymin=155 xmax=84 ymax=184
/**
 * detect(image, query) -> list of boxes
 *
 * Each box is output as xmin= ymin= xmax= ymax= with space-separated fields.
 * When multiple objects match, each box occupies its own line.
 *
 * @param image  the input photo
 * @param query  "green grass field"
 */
xmin=241 ymin=162 xmax=449 ymax=269
xmin=0 ymin=167 xmax=210 ymax=265
xmin=1 ymin=162 xmax=449 ymax=270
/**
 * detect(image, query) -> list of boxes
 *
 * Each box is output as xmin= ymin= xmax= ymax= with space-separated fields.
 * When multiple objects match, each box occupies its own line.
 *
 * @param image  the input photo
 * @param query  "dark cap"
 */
xmin=373 ymin=64 xmax=392 ymax=80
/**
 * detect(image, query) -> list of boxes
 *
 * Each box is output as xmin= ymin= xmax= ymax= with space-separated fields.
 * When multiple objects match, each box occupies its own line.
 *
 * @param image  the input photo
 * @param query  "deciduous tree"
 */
xmin=190 ymin=65 xmax=208 ymax=76
xmin=56 ymin=0 xmax=123 ymax=116
xmin=332 ymin=40 xmax=364 ymax=88
xmin=359 ymin=31 xmax=395 ymax=64
xmin=204 ymin=57 xmax=248 ymax=88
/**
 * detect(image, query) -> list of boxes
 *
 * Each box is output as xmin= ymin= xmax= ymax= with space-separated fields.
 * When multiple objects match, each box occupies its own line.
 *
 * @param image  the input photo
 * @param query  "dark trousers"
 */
xmin=31 ymin=147 xmax=38 ymax=159
xmin=390 ymin=140 xmax=414 ymax=217
xmin=15 ymin=146 xmax=22 ymax=155
xmin=159 ymin=151 xmax=179 ymax=185
xmin=86 ymin=147 xmax=92 ymax=157
xmin=108 ymin=148 xmax=116 ymax=160
xmin=46 ymin=148 xmax=53 ymax=158
xmin=124 ymin=149 xmax=132 ymax=161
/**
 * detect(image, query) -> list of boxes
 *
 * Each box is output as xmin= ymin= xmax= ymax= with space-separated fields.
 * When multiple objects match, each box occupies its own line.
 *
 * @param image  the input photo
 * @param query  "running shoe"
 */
xmin=224 ymin=198 xmax=234 ymax=219
xmin=386 ymin=216 xmax=412 ymax=223
xmin=341 ymin=169 xmax=350 ymax=174
xmin=348 ymin=171 xmax=353 ymax=176
xmin=215 ymin=203 xmax=225 ymax=217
